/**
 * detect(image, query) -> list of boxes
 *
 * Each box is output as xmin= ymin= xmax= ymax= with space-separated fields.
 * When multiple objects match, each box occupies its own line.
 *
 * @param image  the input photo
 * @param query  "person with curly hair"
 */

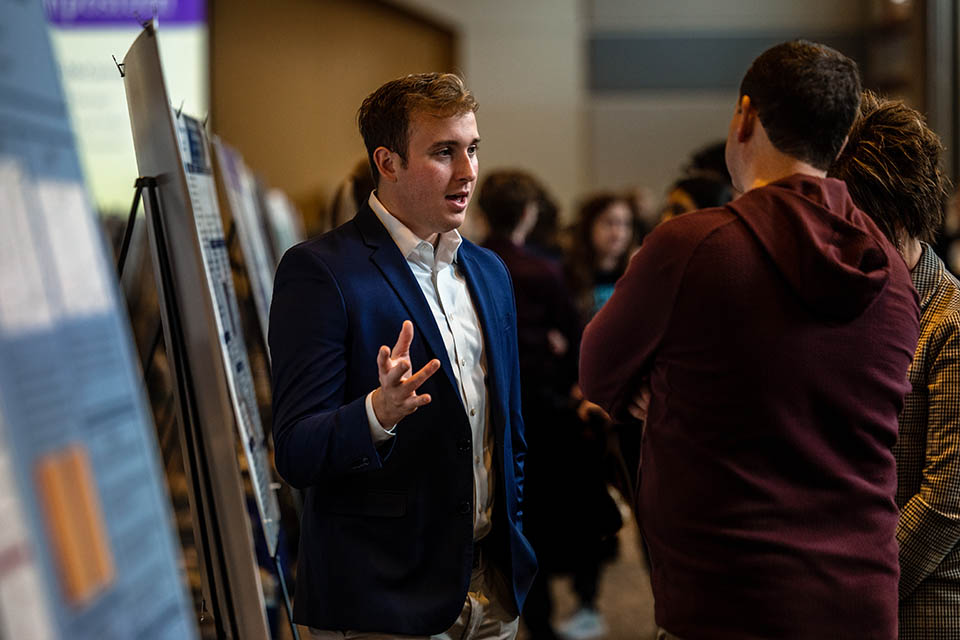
xmin=830 ymin=91 xmax=960 ymax=639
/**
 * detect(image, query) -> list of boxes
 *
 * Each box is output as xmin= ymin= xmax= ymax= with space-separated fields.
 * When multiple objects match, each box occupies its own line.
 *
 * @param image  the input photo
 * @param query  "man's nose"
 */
xmin=456 ymin=152 xmax=477 ymax=181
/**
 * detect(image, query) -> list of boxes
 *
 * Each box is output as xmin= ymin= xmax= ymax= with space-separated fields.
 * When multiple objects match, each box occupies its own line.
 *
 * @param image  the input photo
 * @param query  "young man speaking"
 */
xmin=269 ymin=73 xmax=536 ymax=639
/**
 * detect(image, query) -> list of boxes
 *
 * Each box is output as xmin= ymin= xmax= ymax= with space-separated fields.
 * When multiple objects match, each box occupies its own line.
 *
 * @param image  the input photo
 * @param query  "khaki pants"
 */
xmin=310 ymin=554 xmax=517 ymax=640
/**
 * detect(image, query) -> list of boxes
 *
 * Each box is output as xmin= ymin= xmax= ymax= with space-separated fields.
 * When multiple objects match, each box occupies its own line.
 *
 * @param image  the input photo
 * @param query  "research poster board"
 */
xmin=261 ymin=184 xmax=306 ymax=266
xmin=123 ymin=22 xmax=280 ymax=558
xmin=0 ymin=3 xmax=197 ymax=638
xmin=212 ymin=138 xmax=275 ymax=351
xmin=175 ymin=117 xmax=282 ymax=554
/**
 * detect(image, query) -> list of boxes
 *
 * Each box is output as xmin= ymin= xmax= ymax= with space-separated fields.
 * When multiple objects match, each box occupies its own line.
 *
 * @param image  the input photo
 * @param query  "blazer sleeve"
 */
xmin=897 ymin=310 xmax=960 ymax=599
xmin=269 ymin=245 xmax=393 ymax=489
xmin=579 ymin=222 xmax=691 ymax=419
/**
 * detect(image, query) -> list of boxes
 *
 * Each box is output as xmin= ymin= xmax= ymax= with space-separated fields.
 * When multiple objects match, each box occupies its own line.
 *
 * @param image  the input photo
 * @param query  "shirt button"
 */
xmin=460 ymin=358 xmax=466 ymax=366
xmin=475 ymin=455 xmax=480 ymax=463
xmin=470 ymin=408 xmax=476 ymax=416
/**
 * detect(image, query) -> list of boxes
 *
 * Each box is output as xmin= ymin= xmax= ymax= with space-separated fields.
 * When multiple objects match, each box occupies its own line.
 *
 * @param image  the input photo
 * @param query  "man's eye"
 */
xmin=436 ymin=148 xmax=452 ymax=157
xmin=468 ymin=145 xmax=478 ymax=155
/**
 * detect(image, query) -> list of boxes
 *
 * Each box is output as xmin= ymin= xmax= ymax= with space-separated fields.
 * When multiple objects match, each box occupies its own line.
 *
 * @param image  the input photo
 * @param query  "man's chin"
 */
xmin=443 ymin=211 xmax=466 ymax=231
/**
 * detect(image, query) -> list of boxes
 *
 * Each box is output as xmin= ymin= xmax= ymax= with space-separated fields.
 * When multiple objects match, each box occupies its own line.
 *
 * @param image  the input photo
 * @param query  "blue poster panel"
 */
xmin=0 ymin=2 xmax=197 ymax=638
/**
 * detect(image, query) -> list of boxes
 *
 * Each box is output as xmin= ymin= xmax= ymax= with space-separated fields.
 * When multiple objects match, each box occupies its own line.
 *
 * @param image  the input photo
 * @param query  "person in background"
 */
xmin=525 ymin=185 xmax=564 ymax=263
xmin=625 ymin=185 xmax=660 ymax=245
xmin=327 ymin=157 xmax=376 ymax=231
xmin=564 ymin=190 xmax=643 ymax=552
xmin=659 ymin=175 xmax=733 ymax=223
xmin=565 ymin=193 xmax=637 ymax=322
xmin=829 ymin=91 xmax=959 ymax=639
xmin=580 ymin=40 xmax=919 ymax=639
xmin=944 ymin=191 xmax=960 ymax=275
xmin=686 ymin=140 xmax=732 ymax=186
xmin=480 ymin=171 xmax=620 ymax=640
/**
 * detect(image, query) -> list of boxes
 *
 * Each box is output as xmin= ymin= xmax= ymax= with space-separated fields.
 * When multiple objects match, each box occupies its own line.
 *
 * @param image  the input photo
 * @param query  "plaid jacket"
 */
xmin=895 ymin=243 xmax=960 ymax=637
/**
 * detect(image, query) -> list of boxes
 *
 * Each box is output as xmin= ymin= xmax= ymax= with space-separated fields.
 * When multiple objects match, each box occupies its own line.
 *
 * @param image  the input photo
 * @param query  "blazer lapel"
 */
xmin=355 ymin=205 xmax=460 ymax=397
xmin=457 ymin=244 xmax=506 ymax=434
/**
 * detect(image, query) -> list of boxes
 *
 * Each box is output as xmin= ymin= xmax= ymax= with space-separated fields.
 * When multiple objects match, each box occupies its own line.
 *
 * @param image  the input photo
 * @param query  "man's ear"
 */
xmin=737 ymin=95 xmax=757 ymax=143
xmin=373 ymin=147 xmax=400 ymax=184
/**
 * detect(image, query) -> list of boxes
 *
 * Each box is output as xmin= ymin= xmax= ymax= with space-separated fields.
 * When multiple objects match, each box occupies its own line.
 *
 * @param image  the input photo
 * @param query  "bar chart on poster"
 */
xmin=0 ymin=3 xmax=197 ymax=638
xmin=174 ymin=115 xmax=282 ymax=555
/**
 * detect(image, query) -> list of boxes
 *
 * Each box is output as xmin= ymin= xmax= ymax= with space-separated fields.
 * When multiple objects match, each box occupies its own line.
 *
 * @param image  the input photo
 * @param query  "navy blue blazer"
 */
xmin=269 ymin=204 xmax=537 ymax=633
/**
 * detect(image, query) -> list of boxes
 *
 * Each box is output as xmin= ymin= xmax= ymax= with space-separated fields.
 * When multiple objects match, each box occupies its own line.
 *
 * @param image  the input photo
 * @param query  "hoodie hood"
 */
xmin=727 ymin=174 xmax=891 ymax=322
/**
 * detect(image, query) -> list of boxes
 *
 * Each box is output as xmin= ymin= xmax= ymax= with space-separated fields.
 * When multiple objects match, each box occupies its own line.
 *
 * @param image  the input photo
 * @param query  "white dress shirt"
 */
xmin=363 ymin=192 xmax=494 ymax=541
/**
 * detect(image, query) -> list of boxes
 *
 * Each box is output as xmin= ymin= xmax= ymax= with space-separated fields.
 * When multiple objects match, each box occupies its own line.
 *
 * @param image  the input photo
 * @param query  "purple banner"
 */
xmin=44 ymin=0 xmax=205 ymax=26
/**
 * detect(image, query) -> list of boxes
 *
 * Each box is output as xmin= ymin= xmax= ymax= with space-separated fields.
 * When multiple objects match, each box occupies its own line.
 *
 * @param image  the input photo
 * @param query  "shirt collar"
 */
xmin=910 ymin=241 xmax=942 ymax=312
xmin=368 ymin=191 xmax=461 ymax=267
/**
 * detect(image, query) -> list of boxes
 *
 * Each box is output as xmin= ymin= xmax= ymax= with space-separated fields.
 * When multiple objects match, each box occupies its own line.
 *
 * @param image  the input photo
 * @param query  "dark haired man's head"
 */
xmin=357 ymin=73 xmax=478 ymax=185
xmin=738 ymin=40 xmax=861 ymax=171
xmin=527 ymin=187 xmax=560 ymax=251
xmin=829 ymin=91 xmax=949 ymax=246
xmin=349 ymin=157 xmax=375 ymax=209
xmin=478 ymin=170 xmax=541 ymax=236
xmin=687 ymin=141 xmax=732 ymax=185
xmin=661 ymin=175 xmax=733 ymax=221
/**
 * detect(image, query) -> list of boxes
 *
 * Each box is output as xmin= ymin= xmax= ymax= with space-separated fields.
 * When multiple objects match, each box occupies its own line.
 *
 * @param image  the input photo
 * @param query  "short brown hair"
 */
xmin=357 ymin=73 xmax=478 ymax=185
xmin=741 ymin=40 xmax=861 ymax=170
xmin=829 ymin=91 xmax=950 ymax=245
xmin=478 ymin=170 xmax=541 ymax=235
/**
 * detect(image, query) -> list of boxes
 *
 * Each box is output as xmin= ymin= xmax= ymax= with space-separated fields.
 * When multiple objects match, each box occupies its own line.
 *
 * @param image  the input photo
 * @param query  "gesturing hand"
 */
xmin=371 ymin=320 xmax=441 ymax=428
xmin=627 ymin=382 xmax=652 ymax=422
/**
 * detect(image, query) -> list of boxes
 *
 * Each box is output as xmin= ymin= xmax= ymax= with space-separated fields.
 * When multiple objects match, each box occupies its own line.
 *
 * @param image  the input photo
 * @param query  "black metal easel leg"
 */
xmin=274 ymin=555 xmax=300 ymax=640
xmin=117 ymin=177 xmax=155 ymax=277
xmin=142 ymin=320 xmax=164 ymax=380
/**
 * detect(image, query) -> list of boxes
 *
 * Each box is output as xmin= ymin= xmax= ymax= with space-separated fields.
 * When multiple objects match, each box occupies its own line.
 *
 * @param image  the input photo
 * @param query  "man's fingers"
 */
xmin=631 ymin=384 xmax=652 ymax=420
xmin=400 ymin=359 xmax=441 ymax=392
xmin=382 ymin=359 xmax=411 ymax=386
xmin=392 ymin=320 xmax=414 ymax=358
xmin=402 ymin=393 xmax=432 ymax=412
xmin=376 ymin=345 xmax=390 ymax=373
xmin=628 ymin=390 xmax=649 ymax=421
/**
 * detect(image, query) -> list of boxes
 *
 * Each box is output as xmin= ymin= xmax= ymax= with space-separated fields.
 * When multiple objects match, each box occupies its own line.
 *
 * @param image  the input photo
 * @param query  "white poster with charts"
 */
xmin=122 ymin=21 xmax=280 ymax=559
xmin=174 ymin=114 xmax=281 ymax=555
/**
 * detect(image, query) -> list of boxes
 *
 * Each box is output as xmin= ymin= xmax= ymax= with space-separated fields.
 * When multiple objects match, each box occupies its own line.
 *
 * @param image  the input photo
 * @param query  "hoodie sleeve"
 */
xmin=579 ymin=220 xmax=699 ymax=419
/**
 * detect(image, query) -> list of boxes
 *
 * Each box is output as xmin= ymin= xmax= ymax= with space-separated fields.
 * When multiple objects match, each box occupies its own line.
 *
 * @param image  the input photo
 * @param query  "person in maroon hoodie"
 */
xmin=579 ymin=40 xmax=920 ymax=640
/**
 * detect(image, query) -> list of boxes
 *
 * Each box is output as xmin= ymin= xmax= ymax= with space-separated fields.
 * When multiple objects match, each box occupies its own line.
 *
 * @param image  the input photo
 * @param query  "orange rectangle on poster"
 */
xmin=34 ymin=445 xmax=115 ymax=606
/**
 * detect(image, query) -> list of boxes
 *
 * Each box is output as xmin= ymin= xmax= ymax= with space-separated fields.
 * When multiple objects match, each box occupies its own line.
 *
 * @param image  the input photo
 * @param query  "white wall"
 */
xmin=588 ymin=91 xmax=736 ymax=197
xmin=588 ymin=0 xmax=868 ymax=205
xmin=589 ymin=0 xmax=868 ymax=32
xmin=389 ymin=0 xmax=586 ymax=224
